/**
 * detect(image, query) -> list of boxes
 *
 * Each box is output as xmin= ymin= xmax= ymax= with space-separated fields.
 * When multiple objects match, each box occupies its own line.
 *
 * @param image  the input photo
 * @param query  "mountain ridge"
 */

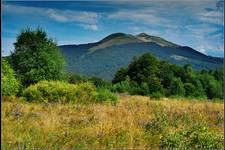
xmin=59 ymin=32 xmax=223 ymax=80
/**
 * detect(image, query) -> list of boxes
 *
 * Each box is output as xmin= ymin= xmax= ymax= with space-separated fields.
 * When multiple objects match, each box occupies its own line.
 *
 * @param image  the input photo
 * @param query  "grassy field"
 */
xmin=2 ymin=95 xmax=224 ymax=149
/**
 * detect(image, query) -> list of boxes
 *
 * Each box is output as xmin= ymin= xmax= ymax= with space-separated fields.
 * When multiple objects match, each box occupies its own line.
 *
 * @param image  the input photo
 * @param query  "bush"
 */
xmin=89 ymin=77 xmax=111 ymax=89
xmin=162 ymin=123 xmax=224 ymax=149
xmin=111 ymin=76 xmax=130 ymax=93
xmin=150 ymin=92 xmax=163 ymax=100
xmin=23 ymin=81 xmax=96 ymax=103
xmin=68 ymin=73 xmax=89 ymax=84
xmin=2 ymin=60 xmax=20 ymax=96
xmin=92 ymin=88 xmax=118 ymax=104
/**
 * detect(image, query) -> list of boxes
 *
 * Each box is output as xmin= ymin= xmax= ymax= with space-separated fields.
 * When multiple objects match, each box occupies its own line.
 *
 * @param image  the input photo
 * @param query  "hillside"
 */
xmin=59 ymin=33 xmax=223 ymax=80
xmin=2 ymin=96 xmax=224 ymax=149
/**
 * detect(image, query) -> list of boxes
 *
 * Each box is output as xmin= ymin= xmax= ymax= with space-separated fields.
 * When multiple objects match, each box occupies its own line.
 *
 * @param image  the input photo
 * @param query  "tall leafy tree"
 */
xmin=127 ymin=53 xmax=159 ymax=84
xmin=112 ymin=67 xmax=128 ymax=83
xmin=158 ymin=61 xmax=174 ymax=88
xmin=11 ymin=28 xmax=66 ymax=86
xmin=168 ymin=77 xmax=185 ymax=96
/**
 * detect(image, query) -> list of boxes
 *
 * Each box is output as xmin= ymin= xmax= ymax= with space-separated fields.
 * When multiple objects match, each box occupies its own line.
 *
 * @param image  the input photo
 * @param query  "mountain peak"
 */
xmin=136 ymin=32 xmax=150 ymax=37
xmin=89 ymin=32 xmax=142 ymax=52
xmin=136 ymin=33 xmax=179 ymax=47
xmin=100 ymin=32 xmax=128 ymax=43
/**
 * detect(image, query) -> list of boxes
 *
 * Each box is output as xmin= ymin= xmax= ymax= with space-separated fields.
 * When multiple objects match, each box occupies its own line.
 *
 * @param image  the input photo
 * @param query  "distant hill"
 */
xmin=59 ymin=32 xmax=223 ymax=80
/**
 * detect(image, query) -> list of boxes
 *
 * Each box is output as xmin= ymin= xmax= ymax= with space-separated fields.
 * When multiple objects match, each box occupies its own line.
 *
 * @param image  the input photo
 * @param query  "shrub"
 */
xmin=2 ymin=60 xmax=20 ymax=96
xmin=89 ymin=77 xmax=111 ymax=89
xmin=150 ymin=92 xmax=163 ymax=100
xmin=68 ymin=73 xmax=89 ymax=84
xmin=162 ymin=123 xmax=224 ymax=149
xmin=111 ymin=76 xmax=130 ymax=93
xmin=23 ymin=81 xmax=96 ymax=103
xmin=92 ymin=88 xmax=117 ymax=104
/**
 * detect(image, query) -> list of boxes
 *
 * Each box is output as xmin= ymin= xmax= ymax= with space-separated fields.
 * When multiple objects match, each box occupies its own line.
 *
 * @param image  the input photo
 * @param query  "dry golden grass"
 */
xmin=2 ymin=95 xmax=224 ymax=149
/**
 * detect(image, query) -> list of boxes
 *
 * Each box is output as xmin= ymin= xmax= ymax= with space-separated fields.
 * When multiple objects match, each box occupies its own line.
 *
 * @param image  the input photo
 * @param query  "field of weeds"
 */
xmin=2 ymin=95 xmax=224 ymax=149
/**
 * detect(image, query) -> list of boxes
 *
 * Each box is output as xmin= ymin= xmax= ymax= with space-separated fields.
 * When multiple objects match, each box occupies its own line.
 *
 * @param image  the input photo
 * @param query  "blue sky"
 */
xmin=2 ymin=0 xmax=224 ymax=57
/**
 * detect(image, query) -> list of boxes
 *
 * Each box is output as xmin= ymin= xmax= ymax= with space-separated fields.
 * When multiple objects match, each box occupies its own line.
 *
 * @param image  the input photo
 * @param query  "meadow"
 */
xmin=2 ymin=95 xmax=224 ymax=149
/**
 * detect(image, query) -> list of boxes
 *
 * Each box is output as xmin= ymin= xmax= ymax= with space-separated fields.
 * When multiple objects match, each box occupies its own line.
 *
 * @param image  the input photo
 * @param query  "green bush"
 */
xmin=150 ymin=92 xmax=163 ymax=100
xmin=111 ymin=76 xmax=130 ymax=93
xmin=68 ymin=73 xmax=89 ymax=84
xmin=92 ymin=88 xmax=117 ymax=104
xmin=23 ymin=81 xmax=96 ymax=103
xmin=162 ymin=123 xmax=224 ymax=149
xmin=89 ymin=77 xmax=111 ymax=89
xmin=2 ymin=60 xmax=20 ymax=96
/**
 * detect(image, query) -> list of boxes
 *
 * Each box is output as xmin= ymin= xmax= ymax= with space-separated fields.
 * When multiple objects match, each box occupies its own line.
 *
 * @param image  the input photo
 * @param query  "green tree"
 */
xmin=192 ymin=77 xmax=206 ymax=97
xmin=184 ymin=83 xmax=196 ymax=97
xmin=112 ymin=67 xmax=128 ymax=83
xmin=199 ymin=73 xmax=223 ymax=99
xmin=148 ymin=77 xmax=164 ymax=94
xmin=127 ymin=53 xmax=159 ymax=84
xmin=207 ymin=79 xmax=223 ymax=99
xmin=168 ymin=77 xmax=185 ymax=96
xmin=2 ymin=59 xmax=20 ymax=96
xmin=11 ymin=27 xmax=66 ymax=86
xmin=158 ymin=61 xmax=174 ymax=88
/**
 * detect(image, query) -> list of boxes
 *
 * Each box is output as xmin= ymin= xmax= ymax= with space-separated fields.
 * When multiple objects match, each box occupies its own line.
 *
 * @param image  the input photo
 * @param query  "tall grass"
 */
xmin=2 ymin=95 xmax=224 ymax=149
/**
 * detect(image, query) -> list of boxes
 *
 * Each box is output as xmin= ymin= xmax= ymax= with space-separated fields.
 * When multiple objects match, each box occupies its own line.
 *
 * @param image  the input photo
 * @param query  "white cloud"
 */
xmin=196 ymin=42 xmax=224 ymax=56
xmin=198 ymin=11 xmax=224 ymax=25
xmin=128 ymin=26 xmax=140 ymax=31
xmin=46 ymin=9 xmax=69 ymax=22
xmin=197 ymin=45 xmax=207 ymax=54
xmin=185 ymin=24 xmax=220 ymax=36
xmin=83 ymin=24 xmax=98 ymax=31
xmin=2 ymin=1 xmax=224 ymax=56
xmin=107 ymin=9 xmax=172 ymax=28
xmin=2 ymin=4 xmax=99 ymax=30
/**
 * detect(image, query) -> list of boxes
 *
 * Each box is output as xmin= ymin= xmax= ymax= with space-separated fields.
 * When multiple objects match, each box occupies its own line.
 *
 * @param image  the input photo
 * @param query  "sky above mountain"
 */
xmin=2 ymin=0 xmax=224 ymax=57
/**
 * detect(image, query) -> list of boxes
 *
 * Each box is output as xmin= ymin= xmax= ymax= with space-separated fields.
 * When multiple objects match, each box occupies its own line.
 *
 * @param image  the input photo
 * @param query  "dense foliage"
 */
xmin=10 ymin=28 xmax=66 ymax=86
xmin=68 ymin=73 xmax=111 ymax=89
xmin=2 ymin=60 xmax=20 ymax=96
xmin=23 ymin=81 xmax=95 ymax=103
xmin=23 ymin=80 xmax=117 ymax=104
xmin=112 ymin=53 xmax=223 ymax=99
xmin=163 ymin=123 xmax=223 ymax=149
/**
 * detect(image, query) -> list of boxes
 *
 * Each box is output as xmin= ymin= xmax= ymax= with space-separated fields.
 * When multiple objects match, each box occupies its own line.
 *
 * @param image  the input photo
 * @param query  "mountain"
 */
xmin=59 ymin=32 xmax=223 ymax=80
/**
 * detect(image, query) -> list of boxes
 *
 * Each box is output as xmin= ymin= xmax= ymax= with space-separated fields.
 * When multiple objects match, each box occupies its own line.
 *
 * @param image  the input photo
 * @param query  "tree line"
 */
xmin=2 ymin=28 xmax=224 ymax=100
xmin=112 ymin=53 xmax=224 ymax=99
